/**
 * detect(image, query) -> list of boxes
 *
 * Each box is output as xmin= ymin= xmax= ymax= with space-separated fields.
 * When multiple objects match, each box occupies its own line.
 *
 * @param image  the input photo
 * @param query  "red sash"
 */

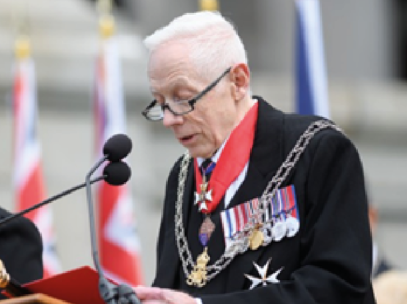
xmin=194 ymin=102 xmax=258 ymax=214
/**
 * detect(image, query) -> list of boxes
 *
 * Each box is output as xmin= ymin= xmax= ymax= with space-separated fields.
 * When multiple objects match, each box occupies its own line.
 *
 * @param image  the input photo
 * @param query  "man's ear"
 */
xmin=230 ymin=63 xmax=250 ymax=101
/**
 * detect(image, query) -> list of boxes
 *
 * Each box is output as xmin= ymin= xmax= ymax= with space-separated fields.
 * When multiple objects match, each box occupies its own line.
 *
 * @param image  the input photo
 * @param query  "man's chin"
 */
xmin=187 ymin=147 xmax=213 ymax=159
xmin=187 ymin=148 xmax=199 ymax=158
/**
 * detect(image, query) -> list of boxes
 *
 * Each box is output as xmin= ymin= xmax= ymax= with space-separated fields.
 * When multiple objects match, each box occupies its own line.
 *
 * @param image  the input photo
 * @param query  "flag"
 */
xmin=93 ymin=16 xmax=144 ymax=286
xmin=12 ymin=38 xmax=61 ymax=278
xmin=295 ymin=0 xmax=330 ymax=117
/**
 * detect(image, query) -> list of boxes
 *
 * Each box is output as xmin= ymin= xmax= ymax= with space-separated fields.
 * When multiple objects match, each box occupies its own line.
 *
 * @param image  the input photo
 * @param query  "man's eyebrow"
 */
xmin=171 ymin=78 xmax=195 ymax=88
xmin=151 ymin=78 xmax=196 ymax=94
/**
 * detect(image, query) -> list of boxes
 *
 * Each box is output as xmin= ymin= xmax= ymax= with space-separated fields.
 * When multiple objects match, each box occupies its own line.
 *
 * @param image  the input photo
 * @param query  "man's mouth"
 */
xmin=179 ymin=134 xmax=195 ymax=144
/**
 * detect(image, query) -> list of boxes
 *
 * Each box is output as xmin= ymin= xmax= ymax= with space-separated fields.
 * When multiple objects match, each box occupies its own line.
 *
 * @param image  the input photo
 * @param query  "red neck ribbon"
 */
xmin=194 ymin=102 xmax=259 ymax=214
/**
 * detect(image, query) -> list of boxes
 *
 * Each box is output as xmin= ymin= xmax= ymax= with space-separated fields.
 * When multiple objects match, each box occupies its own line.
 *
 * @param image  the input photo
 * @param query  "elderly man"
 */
xmin=135 ymin=11 xmax=375 ymax=304
xmin=0 ymin=206 xmax=43 ymax=298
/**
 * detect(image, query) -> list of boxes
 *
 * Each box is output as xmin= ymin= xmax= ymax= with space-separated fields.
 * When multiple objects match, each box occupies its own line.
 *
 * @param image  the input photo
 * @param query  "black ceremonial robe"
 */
xmin=153 ymin=97 xmax=375 ymax=304
xmin=0 ymin=207 xmax=43 ymax=291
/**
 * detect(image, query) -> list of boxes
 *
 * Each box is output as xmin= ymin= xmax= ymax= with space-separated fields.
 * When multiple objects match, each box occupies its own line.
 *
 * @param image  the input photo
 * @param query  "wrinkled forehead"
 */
xmin=148 ymin=42 xmax=203 ymax=93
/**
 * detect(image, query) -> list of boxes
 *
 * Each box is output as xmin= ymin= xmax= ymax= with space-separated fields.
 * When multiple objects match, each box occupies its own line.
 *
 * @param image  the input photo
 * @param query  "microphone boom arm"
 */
xmin=0 ymin=176 xmax=104 ymax=227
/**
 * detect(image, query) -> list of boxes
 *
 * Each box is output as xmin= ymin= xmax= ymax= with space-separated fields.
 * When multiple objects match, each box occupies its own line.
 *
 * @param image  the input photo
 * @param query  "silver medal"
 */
xmin=272 ymin=220 xmax=286 ymax=242
xmin=262 ymin=223 xmax=273 ymax=245
xmin=285 ymin=217 xmax=299 ymax=237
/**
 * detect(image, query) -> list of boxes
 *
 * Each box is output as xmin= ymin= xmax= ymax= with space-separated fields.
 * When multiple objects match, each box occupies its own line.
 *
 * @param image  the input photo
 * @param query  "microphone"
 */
xmin=85 ymin=135 xmax=140 ymax=304
xmin=0 ymin=161 xmax=130 ymax=228
xmin=103 ymin=161 xmax=131 ymax=186
xmin=103 ymin=134 xmax=132 ymax=162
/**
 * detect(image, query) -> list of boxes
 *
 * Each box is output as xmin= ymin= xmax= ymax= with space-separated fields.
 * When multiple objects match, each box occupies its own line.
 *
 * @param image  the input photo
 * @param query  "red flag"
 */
xmin=13 ymin=38 xmax=61 ymax=278
xmin=93 ymin=20 xmax=144 ymax=285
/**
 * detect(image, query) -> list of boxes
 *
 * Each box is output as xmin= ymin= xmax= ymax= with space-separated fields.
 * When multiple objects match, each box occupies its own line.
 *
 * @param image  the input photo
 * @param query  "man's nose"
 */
xmin=162 ymin=108 xmax=183 ymax=127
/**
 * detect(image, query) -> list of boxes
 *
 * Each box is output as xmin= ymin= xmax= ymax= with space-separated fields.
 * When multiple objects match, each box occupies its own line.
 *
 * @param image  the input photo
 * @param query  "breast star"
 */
xmin=244 ymin=258 xmax=283 ymax=290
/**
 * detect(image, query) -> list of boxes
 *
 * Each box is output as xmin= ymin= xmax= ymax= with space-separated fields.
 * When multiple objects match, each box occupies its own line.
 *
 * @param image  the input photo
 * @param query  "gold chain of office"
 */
xmin=174 ymin=120 xmax=343 ymax=287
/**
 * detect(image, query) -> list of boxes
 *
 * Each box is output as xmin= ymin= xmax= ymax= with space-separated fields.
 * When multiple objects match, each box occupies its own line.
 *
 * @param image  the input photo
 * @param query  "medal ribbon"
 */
xmin=194 ymin=102 xmax=259 ymax=214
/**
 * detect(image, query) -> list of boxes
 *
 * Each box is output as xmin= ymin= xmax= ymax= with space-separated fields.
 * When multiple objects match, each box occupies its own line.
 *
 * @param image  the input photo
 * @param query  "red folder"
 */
xmin=22 ymin=266 xmax=118 ymax=304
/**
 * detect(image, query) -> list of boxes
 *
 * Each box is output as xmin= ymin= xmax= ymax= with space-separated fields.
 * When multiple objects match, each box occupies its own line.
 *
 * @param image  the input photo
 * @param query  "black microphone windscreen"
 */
xmin=103 ymin=134 xmax=132 ymax=162
xmin=103 ymin=161 xmax=131 ymax=186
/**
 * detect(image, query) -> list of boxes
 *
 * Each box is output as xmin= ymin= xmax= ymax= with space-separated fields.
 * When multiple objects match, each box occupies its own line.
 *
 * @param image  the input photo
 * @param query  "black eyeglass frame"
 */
xmin=142 ymin=67 xmax=232 ymax=121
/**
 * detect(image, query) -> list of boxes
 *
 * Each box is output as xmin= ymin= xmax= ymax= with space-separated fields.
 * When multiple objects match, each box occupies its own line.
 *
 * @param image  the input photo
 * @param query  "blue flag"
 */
xmin=295 ymin=0 xmax=329 ymax=118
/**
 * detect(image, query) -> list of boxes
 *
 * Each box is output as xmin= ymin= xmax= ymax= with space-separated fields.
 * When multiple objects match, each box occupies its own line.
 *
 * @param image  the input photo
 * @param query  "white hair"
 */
xmin=143 ymin=11 xmax=248 ymax=80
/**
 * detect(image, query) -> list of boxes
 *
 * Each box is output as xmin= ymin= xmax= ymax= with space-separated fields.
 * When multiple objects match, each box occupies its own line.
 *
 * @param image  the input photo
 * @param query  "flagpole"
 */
xmin=199 ymin=0 xmax=219 ymax=11
xmin=98 ymin=0 xmax=115 ymax=39
xmin=14 ymin=36 xmax=30 ymax=61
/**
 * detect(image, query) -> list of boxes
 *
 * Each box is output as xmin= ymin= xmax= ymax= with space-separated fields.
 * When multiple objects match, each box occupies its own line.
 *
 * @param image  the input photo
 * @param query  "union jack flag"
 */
xmin=13 ymin=39 xmax=61 ymax=278
xmin=93 ymin=30 xmax=144 ymax=286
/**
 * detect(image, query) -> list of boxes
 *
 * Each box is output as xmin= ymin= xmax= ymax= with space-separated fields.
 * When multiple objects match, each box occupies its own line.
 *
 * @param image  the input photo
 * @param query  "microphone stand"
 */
xmin=85 ymin=157 xmax=140 ymax=304
xmin=0 ymin=176 xmax=104 ymax=227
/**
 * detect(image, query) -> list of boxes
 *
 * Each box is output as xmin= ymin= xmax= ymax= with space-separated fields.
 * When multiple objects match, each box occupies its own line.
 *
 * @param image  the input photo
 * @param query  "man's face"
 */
xmin=148 ymin=42 xmax=239 ymax=158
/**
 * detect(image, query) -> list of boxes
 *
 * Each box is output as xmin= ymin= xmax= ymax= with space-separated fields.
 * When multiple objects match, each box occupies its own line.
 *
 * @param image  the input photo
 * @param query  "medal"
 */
xmin=262 ymin=222 xmax=273 ymax=245
xmin=194 ymin=175 xmax=213 ymax=212
xmin=281 ymin=185 xmax=299 ymax=238
xmin=272 ymin=219 xmax=286 ymax=242
xmin=199 ymin=216 xmax=215 ymax=246
xmin=187 ymin=247 xmax=210 ymax=287
xmin=270 ymin=190 xmax=286 ymax=242
xmin=186 ymin=216 xmax=215 ymax=288
xmin=244 ymin=258 xmax=283 ymax=289
xmin=249 ymin=228 xmax=264 ymax=250
xmin=285 ymin=216 xmax=299 ymax=237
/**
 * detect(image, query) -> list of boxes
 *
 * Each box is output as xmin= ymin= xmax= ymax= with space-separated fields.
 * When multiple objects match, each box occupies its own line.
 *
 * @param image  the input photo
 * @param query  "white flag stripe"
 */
xmin=14 ymin=142 xmax=40 ymax=188
xmin=36 ymin=206 xmax=62 ymax=274
xmin=105 ymin=188 xmax=141 ymax=253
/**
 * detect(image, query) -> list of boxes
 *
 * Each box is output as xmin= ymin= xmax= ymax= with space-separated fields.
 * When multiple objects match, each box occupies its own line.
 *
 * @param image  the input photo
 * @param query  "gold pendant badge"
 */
xmin=187 ymin=247 xmax=210 ymax=287
xmin=249 ymin=226 xmax=264 ymax=251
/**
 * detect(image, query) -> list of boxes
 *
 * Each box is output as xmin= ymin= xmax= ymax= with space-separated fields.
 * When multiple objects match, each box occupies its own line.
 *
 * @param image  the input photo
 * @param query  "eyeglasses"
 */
xmin=142 ymin=67 xmax=232 ymax=121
